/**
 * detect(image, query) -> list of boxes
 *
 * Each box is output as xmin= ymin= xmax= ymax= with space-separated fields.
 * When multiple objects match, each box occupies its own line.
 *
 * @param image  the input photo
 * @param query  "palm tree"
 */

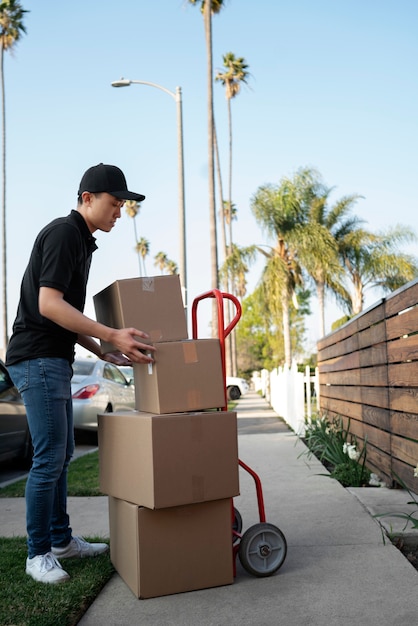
xmin=125 ymin=200 xmax=143 ymax=275
xmin=215 ymin=52 xmax=249 ymax=250
xmin=0 ymin=0 xmax=27 ymax=349
xmin=135 ymin=237 xmax=150 ymax=277
xmin=154 ymin=251 xmax=168 ymax=274
xmin=219 ymin=243 xmax=256 ymax=299
xmin=166 ymin=259 xmax=179 ymax=275
xmin=219 ymin=242 xmax=255 ymax=374
xmin=188 ymin=0 xmax=226 ymax=334
xmin=339 ymin=225 xmax=418 ymax=315
xmin=292 ymin=168 xmax=364 ymax=336
xmin=251 ymin=174 xmax=308 ymax=366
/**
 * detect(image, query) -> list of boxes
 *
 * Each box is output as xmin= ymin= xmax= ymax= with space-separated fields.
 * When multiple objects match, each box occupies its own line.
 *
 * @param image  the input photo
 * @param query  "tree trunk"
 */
xmin=352 ymin=276 xmax=363 ymax=316
xmin=203 ymin=2 xmax=219 ymax=336
xmin=282 ymin=288 xmax=292 ymax=367
xmin=213 ymin=123 xmax=232 ymax=376
xmin=316 ymin=280 xmax=326 ymax=337
xmin=1 ymin=46 xmax=8 ymax=350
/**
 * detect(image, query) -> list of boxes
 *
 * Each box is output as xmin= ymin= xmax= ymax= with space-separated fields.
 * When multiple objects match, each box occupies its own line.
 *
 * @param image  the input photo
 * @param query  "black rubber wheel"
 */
xmin=227 ymin=385 xmax=241 ymax=401
xmin=232 ymin=507 xmax=243 ymax=543
xmin=238 ymin=522 xmax=287 ymax=577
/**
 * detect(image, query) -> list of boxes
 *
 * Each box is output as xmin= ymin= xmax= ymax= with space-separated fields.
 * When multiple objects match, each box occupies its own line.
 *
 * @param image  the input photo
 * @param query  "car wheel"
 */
xmin=227 ymin=385 xmax=241 ymax=401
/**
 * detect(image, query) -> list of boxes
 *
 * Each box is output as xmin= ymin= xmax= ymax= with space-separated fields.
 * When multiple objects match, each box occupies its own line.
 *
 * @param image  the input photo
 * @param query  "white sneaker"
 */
xmin=52 ymin=536 xmax=109 ymax=559
xmin=26 ymin=552 xmax=70 ymax=584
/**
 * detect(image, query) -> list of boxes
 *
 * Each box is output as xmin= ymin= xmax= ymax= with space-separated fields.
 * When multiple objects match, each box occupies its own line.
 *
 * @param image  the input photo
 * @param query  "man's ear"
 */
xmin=81 ymin=191 xmax=93 ymax=205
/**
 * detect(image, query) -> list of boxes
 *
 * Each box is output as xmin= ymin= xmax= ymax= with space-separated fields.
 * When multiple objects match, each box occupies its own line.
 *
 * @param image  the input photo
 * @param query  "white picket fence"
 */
xmin=251 ymin=364 xmax=319 ymax=436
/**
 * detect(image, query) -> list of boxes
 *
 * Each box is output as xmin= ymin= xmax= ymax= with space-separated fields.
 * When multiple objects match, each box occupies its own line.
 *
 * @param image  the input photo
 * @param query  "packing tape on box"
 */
xmin=183 ymin=342 xmax=198 ymax=363
xmin=141 ymin=277 xmax=155 ymax=292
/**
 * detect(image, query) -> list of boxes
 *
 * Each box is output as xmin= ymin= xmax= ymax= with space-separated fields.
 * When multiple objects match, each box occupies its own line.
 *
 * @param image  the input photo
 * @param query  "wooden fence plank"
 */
xmin=359 ymin=344 xmax=388 ymax=367
xmin=391 ymin=434 xmax=418 ymax=466
xmin=392 ymin=458 xmax=415 ymax=491
xmin=356 ymin=301 xmax=386 ymax=331
xmin=362 ymin=405 xmax=391 ymax=431
xmin=317 ymin=352 xmax=360 ymax=373
xmin=360 ymin=387 xmax=390 ymax=410
xmin=366 ymin=446 xmax=392 ymax=482
xmin=386 ymin=305 xmax=418 ymax=340
xmin=320 ymin=397 xmax=362 ymax=420
xmin=388 ymin=361 xmax=418 ymax=387
xmin=385 ymin=279 xmax=418 ymax=317
xmin=390 ymin=387 xmax=418 ymax=415
xmin=360 ymin=365 xmax=388 ymax=386
xmin=317 ymin=318 xmax=359 ymax=351
xmin=319 ymin=369 xmax=361 ymax=386
xmin=358 ymin=322 xmax=386 ymax=349
xmin=391 ymin=411 xmax=418 ymax=440
xmin=319 ymin=384 xmax=362 ymax=403
xmin=387 ymin=335 xmax=418 ymax=364
xmin=317 ymin=333 xmax=360 ymax=362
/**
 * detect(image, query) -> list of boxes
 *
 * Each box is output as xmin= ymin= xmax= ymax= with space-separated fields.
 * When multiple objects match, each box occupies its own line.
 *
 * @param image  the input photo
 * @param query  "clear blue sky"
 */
xmin=5 ymin=0 xmax=418 ymax=355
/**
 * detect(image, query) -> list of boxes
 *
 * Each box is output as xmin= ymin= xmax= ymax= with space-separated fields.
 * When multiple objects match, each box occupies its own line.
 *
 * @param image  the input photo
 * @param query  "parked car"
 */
xmin=226 ymin=376 xmax=249 ymax=401
xmin=118 ymin=365 xmax=134 ymax=385
xmin=0 ymin=359 xmax=32 ymax=466
xmin=71 ymin=359 xmax=135 ymax=431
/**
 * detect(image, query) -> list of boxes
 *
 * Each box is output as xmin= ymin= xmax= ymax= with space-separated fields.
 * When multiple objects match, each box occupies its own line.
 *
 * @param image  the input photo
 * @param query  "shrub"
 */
xmin=302 ymin=413 xmax=371 ymax=487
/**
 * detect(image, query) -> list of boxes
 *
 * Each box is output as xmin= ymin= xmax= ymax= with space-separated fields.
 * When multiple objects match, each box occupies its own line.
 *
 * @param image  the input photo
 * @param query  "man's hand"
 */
xmin=108 ymin=328 xmax=155 ymax=364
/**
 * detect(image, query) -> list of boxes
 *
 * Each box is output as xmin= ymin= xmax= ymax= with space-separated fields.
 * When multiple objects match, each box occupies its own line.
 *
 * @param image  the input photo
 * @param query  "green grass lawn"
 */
xmin=0 ymin=536 xmax=114 ymax=626
xmin=0 ymin=451 xmax=112 ymax=625
xmin=0 ymin=450 xmax=103 ymax=498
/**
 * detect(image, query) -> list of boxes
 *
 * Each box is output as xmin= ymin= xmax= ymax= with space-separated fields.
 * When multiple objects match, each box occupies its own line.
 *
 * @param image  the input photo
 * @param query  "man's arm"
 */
xmin=39 ymin=286 xmax=155 ymax=364
xmin=76 ymin=333 xmax=133 ymax=366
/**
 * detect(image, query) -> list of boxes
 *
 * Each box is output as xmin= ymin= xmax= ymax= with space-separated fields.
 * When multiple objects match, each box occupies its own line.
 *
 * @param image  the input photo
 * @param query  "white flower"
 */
xmin=414 ymin=464 xmax=418 ymax=478
xmin=343 ymin=443 xmax=360 ymax=461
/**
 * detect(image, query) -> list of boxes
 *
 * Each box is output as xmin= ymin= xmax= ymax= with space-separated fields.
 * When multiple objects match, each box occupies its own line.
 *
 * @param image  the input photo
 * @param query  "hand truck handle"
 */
xmin=191 ymin=289 xmax=241 ymax=341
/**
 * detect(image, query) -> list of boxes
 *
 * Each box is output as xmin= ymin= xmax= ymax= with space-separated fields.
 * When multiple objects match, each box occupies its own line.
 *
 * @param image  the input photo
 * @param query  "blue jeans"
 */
xmin=8 ymin=358 xmax=75 ymax=558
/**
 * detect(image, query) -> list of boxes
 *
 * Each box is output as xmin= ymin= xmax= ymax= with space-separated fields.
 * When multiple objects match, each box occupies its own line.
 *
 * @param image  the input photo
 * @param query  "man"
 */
xmin=6 ymin=163 xmax=155 ymax=584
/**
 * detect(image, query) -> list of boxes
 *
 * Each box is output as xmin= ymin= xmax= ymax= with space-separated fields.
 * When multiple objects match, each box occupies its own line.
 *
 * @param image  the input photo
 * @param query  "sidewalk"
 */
xmin=3 ymin=392 xmax=418 ymax=625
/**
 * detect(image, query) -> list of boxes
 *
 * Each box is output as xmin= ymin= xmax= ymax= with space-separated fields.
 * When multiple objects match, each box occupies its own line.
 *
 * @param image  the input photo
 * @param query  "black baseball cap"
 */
xmin=78 ymin=163 xmax=145 ymax=202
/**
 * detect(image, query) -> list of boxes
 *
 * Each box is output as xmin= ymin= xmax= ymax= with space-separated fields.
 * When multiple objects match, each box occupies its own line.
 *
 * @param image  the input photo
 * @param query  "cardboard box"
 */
xmin=108 ymin=496 xmax=234 ymax=598
xmin=93 ymin=275 xmax=187 ymax=353
xmin=98 ymin=410 xmax=239 ymax=508
xmin=134 ymin=339 xmax=226 ymax=414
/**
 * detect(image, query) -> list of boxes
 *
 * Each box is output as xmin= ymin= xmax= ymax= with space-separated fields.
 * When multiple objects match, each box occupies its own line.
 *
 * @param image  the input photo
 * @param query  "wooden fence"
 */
xmin=317 ymin=278 xmax=418 ymax=491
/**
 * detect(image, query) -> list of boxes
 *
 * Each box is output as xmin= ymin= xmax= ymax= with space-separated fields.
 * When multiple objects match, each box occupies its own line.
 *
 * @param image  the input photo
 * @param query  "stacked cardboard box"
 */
xmin=94 ymin=276 xmax=239 ymax=598
xmin=94 ymin=275 xmax=227 ymax=413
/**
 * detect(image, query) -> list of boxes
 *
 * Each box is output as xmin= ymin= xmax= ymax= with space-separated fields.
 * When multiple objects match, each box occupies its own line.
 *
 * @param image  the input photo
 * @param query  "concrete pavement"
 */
xmin=2 ymin=392 xmax=418 ymax=625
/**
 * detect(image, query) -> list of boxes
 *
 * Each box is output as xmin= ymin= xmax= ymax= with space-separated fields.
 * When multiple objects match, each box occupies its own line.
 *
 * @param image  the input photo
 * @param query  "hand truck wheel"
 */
xmin=238 ymin=522 xmax=287 ymax=577
xmin=232 ymin=507 xmax=243 ymax=544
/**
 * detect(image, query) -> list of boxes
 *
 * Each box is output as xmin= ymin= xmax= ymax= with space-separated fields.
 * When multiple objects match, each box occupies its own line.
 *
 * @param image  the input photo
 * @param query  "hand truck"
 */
xmin=191 ymin=288 xmax=287 ymax=578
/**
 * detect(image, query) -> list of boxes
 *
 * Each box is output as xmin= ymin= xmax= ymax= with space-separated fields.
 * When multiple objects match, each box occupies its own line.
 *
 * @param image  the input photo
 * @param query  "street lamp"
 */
xmin=111 ymin=78 xmax=187 ymax=311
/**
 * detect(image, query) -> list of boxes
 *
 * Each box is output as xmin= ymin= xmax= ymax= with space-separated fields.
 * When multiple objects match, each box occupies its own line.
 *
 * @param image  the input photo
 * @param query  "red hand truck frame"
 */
xmin=192 ymin=288 xmax=287 ymax=578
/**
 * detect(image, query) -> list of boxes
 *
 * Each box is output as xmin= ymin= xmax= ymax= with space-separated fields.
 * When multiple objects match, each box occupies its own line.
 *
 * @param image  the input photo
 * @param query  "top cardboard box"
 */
xmin=93 ymin=275 xmax=187 ymax=353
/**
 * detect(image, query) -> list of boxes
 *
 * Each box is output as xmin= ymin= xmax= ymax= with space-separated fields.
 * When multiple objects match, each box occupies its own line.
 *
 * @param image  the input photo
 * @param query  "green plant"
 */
xmin=301 ymin=413 xmax=371 ymax=487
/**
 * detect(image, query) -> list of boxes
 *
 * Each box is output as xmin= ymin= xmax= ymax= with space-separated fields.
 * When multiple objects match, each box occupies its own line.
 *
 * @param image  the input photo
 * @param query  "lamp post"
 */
xmin=111 ymin=78 xmax=187 ymax=311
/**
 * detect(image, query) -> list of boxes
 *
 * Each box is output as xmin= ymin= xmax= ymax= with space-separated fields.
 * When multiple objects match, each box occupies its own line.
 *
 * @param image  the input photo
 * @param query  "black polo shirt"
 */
xmin=6 ymin=210 xmax=97 ymax=366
